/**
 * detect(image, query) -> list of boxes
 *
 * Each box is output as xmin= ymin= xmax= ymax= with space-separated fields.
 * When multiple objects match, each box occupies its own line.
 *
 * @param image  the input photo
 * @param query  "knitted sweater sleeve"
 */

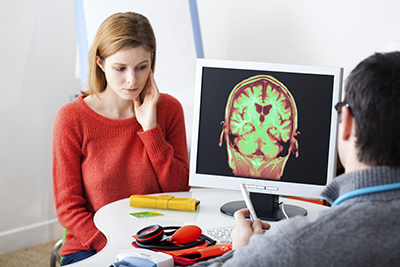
xmin=52 ymin=105 xmax=107 ymax=253
xmin=138 ymin=94 xmax=190 ymax=192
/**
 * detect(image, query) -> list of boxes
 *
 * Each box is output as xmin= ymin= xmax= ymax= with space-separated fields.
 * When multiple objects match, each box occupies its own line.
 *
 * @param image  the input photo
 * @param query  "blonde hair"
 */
xmin=83 ymin=12 xmax=156 ymax=95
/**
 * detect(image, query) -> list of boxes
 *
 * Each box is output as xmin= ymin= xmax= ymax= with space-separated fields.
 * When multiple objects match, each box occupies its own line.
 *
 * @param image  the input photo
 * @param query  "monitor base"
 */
xmin=220 ymin=200 xmax=307 ymax=221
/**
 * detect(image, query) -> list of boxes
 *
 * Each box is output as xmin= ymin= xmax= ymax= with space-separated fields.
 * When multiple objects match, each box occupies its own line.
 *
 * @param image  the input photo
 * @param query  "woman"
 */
xmin=52 ymin=12 xmax=190 ymax=265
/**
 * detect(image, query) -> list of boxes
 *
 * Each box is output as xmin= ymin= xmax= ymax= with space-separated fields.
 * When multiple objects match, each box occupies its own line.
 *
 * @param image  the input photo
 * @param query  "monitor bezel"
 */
xmin=189 ymin=58 xmax=343 ymax=200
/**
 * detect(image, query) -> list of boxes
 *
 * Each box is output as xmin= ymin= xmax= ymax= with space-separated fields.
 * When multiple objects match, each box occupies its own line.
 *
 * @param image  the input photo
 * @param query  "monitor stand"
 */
xmin=220 ymin=192 xmax=307 ymax=221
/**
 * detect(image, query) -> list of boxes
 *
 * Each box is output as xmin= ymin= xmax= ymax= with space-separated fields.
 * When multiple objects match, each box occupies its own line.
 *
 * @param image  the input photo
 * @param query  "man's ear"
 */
xmin=96 ymin=56 xmax=105 ymax=72
xmin=341 ymin=106 xmax=354 ymax=141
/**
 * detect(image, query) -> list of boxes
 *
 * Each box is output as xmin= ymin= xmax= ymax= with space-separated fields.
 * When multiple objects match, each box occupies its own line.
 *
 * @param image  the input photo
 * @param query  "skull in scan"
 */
xmin=219 ymin=75 xmax=300 ymax=180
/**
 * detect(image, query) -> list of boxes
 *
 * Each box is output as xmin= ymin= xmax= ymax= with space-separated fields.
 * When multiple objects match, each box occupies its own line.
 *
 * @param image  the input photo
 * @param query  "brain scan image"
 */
xmin=219 ymin=75 xmax=300 ymax=180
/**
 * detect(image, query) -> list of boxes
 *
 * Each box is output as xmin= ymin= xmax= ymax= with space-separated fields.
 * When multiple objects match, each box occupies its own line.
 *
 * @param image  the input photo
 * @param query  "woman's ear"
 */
xmin=96 ymin=56 xmax=105 ymax=72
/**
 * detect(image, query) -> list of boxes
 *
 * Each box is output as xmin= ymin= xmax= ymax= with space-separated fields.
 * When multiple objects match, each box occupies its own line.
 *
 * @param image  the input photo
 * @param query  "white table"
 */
xmin=69 ymin=188 xmax=329 ymax=266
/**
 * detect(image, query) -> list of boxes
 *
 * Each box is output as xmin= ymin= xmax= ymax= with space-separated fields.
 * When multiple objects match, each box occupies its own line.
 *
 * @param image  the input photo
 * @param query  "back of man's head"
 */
xmin=345 ymin=51 xmax=400 ymax=167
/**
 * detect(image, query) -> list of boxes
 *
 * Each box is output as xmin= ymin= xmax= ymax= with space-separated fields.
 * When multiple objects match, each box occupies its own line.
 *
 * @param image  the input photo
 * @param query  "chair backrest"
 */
xmin=50 ymin=228 xmax=68 ymax=267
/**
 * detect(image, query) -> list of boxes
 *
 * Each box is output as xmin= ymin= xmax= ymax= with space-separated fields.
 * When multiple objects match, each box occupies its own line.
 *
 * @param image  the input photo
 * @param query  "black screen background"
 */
xmin=195 ymin=67 xmax=335 ymax=186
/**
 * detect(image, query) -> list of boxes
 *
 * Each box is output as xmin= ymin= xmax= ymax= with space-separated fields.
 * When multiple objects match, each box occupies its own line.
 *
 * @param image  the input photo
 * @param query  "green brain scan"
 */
xmin=219 ymin=75 xmax=300 ymax=180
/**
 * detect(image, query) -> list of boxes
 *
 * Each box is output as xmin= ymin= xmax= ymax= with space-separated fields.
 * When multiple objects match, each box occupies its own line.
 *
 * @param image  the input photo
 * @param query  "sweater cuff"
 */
xmin=90 ymin=230 xmax=108 ymax=252
xmin=138 ymin=125 xmax=169 ymax=157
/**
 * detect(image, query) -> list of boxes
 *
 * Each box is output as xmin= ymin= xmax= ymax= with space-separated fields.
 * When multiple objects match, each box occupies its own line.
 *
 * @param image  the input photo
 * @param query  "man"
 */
xmin=193 ymin=51 xmax=400 ymax=266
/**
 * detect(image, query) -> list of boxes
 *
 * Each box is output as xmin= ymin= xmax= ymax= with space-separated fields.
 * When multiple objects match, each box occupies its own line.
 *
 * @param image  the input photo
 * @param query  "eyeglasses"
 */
xmin=334 ymin=101 xmax=352 ymax=115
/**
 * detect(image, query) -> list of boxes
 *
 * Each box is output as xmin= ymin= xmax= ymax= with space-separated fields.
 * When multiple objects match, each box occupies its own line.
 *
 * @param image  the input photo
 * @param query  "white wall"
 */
xmin=0 ymin=0 xmax=77 ymax=254
xmin=197 ymin=0 xmax=400 ymax=79
xmin=1 ymin=0 xmax=400 ymax=255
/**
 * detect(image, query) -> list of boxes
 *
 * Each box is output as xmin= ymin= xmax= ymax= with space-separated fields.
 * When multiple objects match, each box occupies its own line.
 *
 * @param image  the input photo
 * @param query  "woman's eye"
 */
xmin=115 ymin=67 xmax=125 ymax=72
xmin=137 ymin=65 xmax=148 ymax=71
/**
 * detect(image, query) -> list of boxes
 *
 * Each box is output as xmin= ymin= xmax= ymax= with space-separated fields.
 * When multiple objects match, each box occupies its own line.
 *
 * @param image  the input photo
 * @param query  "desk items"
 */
xmin=129 ymin=194 xmax=200 ymax=211
xmin=130 ymin=211 xmax=164 ymax=219
xmin=110 ymin=248 xmax=174 ymax=267
xmin=132 ymin=224 xmax=232 ymax=266
xmin=134 ymin=225 xmax=216 ymax=251
xmin=136 ymin=225 xmax=203 ymax=246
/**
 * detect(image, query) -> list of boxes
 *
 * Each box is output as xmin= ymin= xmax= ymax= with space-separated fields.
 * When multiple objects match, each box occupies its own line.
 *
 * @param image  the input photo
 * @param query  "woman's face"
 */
xmin=97 ymin=46 xmax=152 ymax=101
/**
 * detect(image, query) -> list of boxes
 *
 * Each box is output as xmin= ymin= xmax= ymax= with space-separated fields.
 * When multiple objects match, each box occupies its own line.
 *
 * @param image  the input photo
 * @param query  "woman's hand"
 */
xmin=134 ymin=71 xmax=160 ymax=131
xmin=231 ymin=208 xmax=271 ymax=250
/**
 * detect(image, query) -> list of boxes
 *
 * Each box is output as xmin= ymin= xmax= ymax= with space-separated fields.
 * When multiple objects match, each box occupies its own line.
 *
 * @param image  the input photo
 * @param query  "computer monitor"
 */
xmin=189 ymin=58 xmax=343 ymax=221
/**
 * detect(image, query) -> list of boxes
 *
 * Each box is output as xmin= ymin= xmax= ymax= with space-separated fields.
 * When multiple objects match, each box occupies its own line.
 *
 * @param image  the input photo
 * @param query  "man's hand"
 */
xmin=231 ymin=208 xmax=271 ymax=249
xmin=134 ymin=71 xmax=160 ymax=131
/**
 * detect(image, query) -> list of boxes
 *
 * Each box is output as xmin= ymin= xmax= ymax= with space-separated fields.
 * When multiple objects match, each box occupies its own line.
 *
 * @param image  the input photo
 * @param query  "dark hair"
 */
xmin=344 ymin=51 xmax=400 ymax=166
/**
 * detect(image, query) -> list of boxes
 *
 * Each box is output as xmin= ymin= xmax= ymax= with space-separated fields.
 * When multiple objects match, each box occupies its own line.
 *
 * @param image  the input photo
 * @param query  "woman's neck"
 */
xmin=84 ymin=89 xmax=135 ymax=120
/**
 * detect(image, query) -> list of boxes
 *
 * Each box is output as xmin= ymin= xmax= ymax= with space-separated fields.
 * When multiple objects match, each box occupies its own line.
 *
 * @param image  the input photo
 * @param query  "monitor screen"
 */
xmin=189 ymin=59 xmax=343 ymax=220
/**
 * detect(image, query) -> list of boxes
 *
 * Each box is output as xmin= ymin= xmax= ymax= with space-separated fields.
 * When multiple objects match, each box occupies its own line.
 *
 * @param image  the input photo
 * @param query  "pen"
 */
xmin=239 ymin=183 xmax=258 ymax=222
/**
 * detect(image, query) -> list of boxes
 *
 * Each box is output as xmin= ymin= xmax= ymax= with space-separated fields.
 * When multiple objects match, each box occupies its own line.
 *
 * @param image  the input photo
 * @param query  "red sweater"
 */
xmin=52 ymin=94 xmax=190 ymax=256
